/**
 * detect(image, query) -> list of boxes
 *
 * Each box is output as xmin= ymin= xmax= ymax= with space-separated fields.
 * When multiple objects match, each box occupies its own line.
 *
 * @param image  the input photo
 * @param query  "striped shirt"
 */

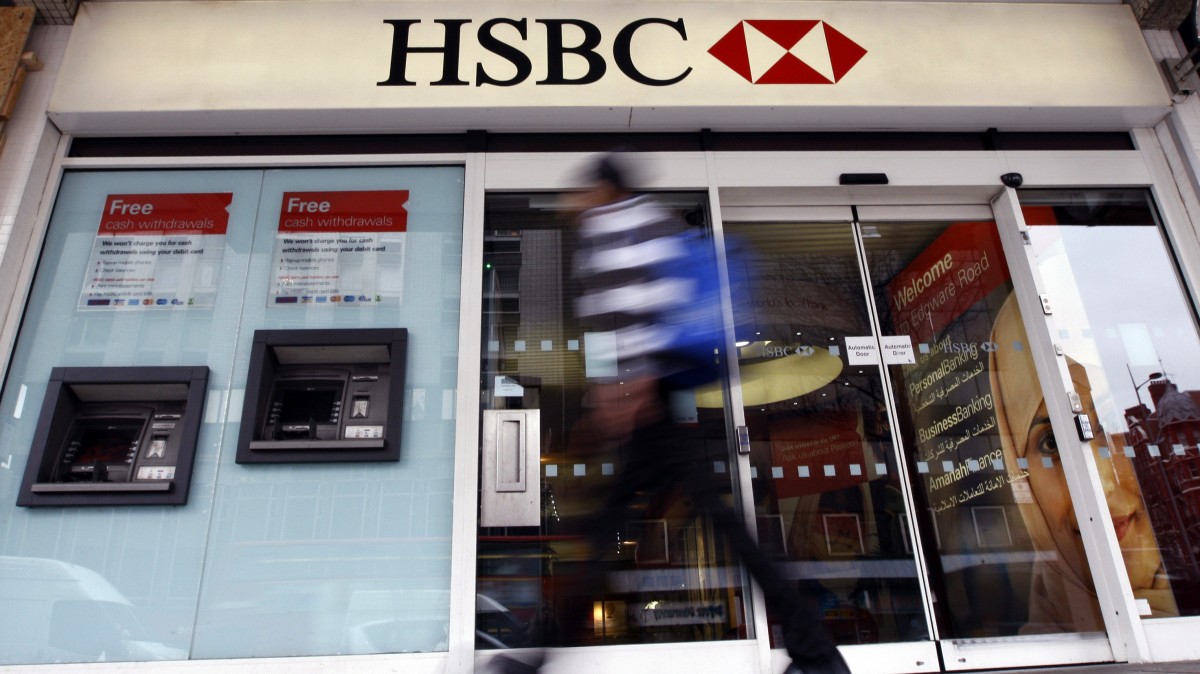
xmin=575 ymin=195 xmax=696 ymax=379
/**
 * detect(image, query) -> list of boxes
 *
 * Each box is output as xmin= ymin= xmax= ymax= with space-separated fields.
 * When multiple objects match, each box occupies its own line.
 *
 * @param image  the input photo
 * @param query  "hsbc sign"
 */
xmin=709 ymin=21 xmax=867 ymax=84
xmin=51 ymin=1 xmax=1169 ymax=135
xmin=378 ymin=17 xmax=867 ymax=88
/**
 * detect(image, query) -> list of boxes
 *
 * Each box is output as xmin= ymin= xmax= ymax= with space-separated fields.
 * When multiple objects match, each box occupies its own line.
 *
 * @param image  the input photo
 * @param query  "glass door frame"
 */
xmin=713 ymin=198 xmax=1120 ymax=673
xmin=707 ymin=136 xmax=1200 ymax=668
xmin=712 ymin=202 xmax=954 ymax=674
xmin=459 ymin=141 xmax=1200 ymax=673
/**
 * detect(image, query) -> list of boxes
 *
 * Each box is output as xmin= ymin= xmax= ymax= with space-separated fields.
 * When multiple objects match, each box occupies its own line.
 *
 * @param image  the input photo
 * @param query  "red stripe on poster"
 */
xmin=99 ymin=193 xmax=232 ymax=235
xmin=278 ymin=190 xmax=409 ymax=233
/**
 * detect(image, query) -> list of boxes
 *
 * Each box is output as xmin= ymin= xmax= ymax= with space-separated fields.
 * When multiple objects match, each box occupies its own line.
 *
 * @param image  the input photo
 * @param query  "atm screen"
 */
xmin=17 ymin=366 xmax=211 ymax=506
xmin=276 ymin=385 xmax=342 ymax=424
xmin=74 ymin=423 xmax=141 ymax=463
xmin=64 ymin=421 xmax=144 ymax=473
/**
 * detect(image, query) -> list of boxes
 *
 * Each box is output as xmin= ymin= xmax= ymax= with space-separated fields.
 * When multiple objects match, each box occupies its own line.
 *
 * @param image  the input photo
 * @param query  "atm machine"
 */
xmin=16 ymin=366 xmax=209 ymax=507
xmin=236 ymin=328 xmax=408 ymax=464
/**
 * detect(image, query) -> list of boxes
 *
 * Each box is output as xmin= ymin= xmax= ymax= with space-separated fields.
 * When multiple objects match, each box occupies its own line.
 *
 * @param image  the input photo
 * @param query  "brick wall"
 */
xmin=1129 ymin=0 xmax=1193 ymax=30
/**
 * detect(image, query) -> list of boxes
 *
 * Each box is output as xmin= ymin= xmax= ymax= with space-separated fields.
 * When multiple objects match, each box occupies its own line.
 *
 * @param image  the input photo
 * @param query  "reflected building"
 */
xmin=1124 ymin=379 xmax=1200 ymax=614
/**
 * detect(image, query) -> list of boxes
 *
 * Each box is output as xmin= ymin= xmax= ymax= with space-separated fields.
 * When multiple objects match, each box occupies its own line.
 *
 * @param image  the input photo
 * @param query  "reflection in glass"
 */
xmin=1021 ymin=189 xmax=1200 ymax=618
xmin=991 ymin=300 xmax=1110 ymax=632
xmin=866 ymin=220 xmax=1107 ymax=637
xmin=0 ymin=556 xmax=187 ymax=663
xmin=726 ymin=222 xmax=931 ymax=646
xmin=477 ymin=193 xmax=749 ymax=649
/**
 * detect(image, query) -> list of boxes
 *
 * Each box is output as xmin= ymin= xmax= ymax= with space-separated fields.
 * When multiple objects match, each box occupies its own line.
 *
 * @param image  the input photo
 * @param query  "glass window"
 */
xmin=1019 ymin=189 xmax=1200 ymax=619
xmin=0 ymin=166 xmax=465 ymax=664
xmin=866 ymin=220 xmax=1107 ymax=637
xmin=731 ymin=221 xmax=933 ymax=646
xmin=476 ymin=192 xmax=751 ymax=649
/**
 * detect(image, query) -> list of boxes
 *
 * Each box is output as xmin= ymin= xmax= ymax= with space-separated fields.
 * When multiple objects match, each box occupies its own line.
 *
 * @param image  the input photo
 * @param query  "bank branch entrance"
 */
xmin=467 ymin=148 xmax=1200 ymax=674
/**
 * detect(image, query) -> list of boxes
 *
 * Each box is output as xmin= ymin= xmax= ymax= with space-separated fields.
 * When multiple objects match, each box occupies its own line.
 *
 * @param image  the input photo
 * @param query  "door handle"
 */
xmin=481 ymin=409 xmax=541 ymax=527
xmin=495 ymin=416 xmax=526 ymax=492
xmin=736 ymin=425 xmax=751 ymax=455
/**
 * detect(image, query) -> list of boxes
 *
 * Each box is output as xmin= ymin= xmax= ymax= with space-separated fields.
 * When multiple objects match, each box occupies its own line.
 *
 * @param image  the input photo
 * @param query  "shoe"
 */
xmin=786 ymin=650 xmax=852 ymax=674
xmin=490 ymin=654 xmax=542 ymax=674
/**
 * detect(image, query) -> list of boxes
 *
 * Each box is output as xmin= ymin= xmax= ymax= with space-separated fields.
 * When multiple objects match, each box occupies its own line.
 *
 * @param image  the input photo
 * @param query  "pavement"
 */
xmin=965 ymin=663 xmax=1199 ymax=673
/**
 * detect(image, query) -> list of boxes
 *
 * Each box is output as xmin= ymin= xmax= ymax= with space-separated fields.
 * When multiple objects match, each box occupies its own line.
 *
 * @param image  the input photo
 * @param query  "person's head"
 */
xmin=990 ymin=295 xmax=1162 ymax=592
xmin=562 ymin=152 xmax=637 ymax=212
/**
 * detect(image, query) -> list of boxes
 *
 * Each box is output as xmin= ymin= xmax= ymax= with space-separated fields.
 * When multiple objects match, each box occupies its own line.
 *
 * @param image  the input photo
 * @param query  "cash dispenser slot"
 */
xmin=236 ymin=328 xmax=407 ymax=464
xmin=16 ymin=366 xmax=210 ymax=507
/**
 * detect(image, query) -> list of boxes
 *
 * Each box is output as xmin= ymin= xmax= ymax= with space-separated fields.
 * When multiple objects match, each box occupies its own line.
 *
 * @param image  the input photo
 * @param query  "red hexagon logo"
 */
xmin=709 ymin=20 xmax=867 ymax=84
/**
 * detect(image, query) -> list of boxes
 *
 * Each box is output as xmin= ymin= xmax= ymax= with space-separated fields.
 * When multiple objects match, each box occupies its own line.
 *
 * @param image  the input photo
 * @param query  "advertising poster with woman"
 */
xmin=880 ymin=221 xmax=1177 ymax=637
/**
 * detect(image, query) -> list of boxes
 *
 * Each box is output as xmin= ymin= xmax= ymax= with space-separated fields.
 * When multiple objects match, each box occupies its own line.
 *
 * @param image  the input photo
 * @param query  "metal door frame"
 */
xmin=710 ymin=195 xmax=1119 ymax=672
xmin=711 ymin=200 xmax=951 ymax=674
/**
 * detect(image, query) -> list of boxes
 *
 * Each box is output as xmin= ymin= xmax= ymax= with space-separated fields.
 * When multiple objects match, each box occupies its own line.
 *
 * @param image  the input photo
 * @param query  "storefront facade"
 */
xmin=1 ymin=1 xmax=1199 ymax=673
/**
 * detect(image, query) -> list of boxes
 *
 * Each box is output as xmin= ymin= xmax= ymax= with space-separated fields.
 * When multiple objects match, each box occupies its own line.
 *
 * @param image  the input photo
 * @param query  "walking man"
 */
xmin=493 ymin=153 xmax=852 ymax=674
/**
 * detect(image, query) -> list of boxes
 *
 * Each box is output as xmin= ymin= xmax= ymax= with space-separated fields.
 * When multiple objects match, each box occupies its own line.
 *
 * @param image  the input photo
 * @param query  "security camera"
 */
xmin=1001 ymin=173 xmax=1024 ymax=189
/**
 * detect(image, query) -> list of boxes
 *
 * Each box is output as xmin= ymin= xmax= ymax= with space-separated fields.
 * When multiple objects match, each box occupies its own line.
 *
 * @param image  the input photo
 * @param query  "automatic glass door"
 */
xmin=721 ymin=206 xmax=1115 ymax=671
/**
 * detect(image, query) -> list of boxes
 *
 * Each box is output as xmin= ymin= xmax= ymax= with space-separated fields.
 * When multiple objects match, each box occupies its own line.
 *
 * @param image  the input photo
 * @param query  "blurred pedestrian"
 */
xmin=492 ymin=152 xmax=851 ymax=674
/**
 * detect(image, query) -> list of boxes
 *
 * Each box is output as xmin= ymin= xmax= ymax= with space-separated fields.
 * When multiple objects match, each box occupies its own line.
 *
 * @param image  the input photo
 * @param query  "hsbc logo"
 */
xmin=709 ymin=20 xmax=867 ymax=84
xmin=377 ymin=17 xmax=866 ymax=87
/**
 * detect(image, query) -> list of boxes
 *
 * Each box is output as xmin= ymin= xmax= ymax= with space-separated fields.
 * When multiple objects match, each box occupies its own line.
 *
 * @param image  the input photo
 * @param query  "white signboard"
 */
xmin=844 ymin=336 xmax=879 ymax=366
xmin=50 ymin=1 xmax=1168 ymax=134
xmin=881 ymin=335 xmax=916 ymax=365
xmin=494 ymin=376 xmax=525 ymax=398
xmin=79 ymin=193 xmax=230 ymax=310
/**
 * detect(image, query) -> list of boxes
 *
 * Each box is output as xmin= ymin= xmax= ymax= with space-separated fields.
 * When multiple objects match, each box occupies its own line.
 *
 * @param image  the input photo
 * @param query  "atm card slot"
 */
xmin=30 ymin=482 xmax=174 ymax=494
xmin=247 ymin=438 xmax=386 ymax=451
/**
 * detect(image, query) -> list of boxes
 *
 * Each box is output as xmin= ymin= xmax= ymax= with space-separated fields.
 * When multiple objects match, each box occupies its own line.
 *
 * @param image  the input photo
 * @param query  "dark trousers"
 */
xmin=579 ymin=409 xmax=839 ymax=666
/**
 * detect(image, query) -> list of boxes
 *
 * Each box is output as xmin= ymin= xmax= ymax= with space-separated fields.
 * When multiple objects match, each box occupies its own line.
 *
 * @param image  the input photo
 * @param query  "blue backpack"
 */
xmin=655 ymin=230 xmax=755 ymax=386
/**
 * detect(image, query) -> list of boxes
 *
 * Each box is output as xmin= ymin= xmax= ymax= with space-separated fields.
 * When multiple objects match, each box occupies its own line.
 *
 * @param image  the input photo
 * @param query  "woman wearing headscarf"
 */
xmin=989 ymin=295 xmax=1177 ymax=634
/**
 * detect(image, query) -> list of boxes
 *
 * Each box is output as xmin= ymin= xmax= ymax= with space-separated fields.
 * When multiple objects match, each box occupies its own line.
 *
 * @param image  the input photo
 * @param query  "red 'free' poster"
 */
xmin=79 ymin=193 xmax=232 ymax=310
xmin=268 ymin=190 xmax=409 ymax=307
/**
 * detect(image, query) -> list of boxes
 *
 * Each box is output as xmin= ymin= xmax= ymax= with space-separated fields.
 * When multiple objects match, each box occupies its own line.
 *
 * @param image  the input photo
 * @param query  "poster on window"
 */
xmin=268 ymin=190 xmax=408 ymax=307
xmin=77 ymin=193 xmax=232 ymax=310
xmin=880 ymin=221 xmax=1180 ymax=634
xmin=886 ymin=223 xmax=1012 ymax=516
